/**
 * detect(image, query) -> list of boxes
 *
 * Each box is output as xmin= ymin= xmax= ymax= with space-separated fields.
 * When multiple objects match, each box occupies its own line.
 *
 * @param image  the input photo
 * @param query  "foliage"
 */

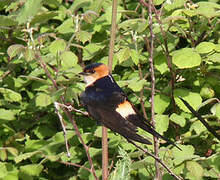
xmin=0 ymin=0 xmax=220 ymax=179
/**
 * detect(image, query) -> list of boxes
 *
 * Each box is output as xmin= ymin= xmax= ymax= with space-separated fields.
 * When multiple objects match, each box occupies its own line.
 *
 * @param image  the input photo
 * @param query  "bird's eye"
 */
xmin=90 ymin=69 xmax=95 ymax=73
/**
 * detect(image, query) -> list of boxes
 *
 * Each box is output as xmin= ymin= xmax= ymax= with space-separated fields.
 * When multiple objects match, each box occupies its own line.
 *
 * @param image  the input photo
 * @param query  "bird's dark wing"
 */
xmin=89 ymin=105 xmax=152 ymax=144
xmin=80 ymin=89 xmax=152 ymax=144
xmin=107 ymin=91 xmax=181 ymax=150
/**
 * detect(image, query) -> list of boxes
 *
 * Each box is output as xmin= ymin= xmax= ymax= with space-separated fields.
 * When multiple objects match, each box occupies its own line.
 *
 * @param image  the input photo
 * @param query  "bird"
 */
xmin=79 ymin=63 xmax=180 ymax=150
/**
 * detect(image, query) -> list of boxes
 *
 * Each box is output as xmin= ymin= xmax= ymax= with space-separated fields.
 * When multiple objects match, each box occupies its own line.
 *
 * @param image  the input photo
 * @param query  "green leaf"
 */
xmin=60 ymin=51 xmax=78 ymax=70
xmin=118 ymin=19 xmax=147 ymax=32
xmin=190 ymin=121 xmax=207 ymax=135
xmin=172 ymin=48 xmax=201 ymax=69
xmin=35 ymin=93 xmax=52 ymax=107
xmin=197 ymin=98 xmax=217 ymax=111
xmin=154 ymin=0 xmax=165 ymax=5
xmin=53 ymin=131 xmax=75 ymax=143
xmin=23 ymin=48 xmax=35 ymax=62
xmin=94 ymin=126 xmax=102 ymax=138
xmin=128 ymin=78 xmax=145 ymax=92
xmin=154 ymin=54 xmax=169 ymax=74
xmin=0 ymin=15 xmax=17 ymax=26
xmin=70 ymin=0 xmax=91 ymax=12
xmin=130 ymin=49 xmax=139 ymax=65
xmin=105 ymin=6 xmax=122 ymax=24
xmin=195 ymin=2 xmax=220 ymax=18
xmin=20 ymin=164 xmax=43 ymax=176
xmin=117 ymin=48 xmax=131 ymax=63
xmin=49 ymin=39 xmax=66 ymax=55
xmin=109 ymin=147 xmax=131 ymax=180
xmin=174 ymin=89 xmax=202 ymax=113
xmin=200 ymin=86 xmax=215 ymax=99
xmin=51 ymin=88 xmax=65 ymax=102
xmin=65 ymin=87 xmax=79 ymax=105
xmin=0 ymin=162 xmax=7 ymax=178
xmin=75 ymin=31 xmax=92 ymax=44
xmin=210 ymin=103 xmax=220 ymax=116
xmin=83 ymin=10 xmax=98 ymax=24
xmin=215 ymin=44 xmax=220 ymax=52
xmin=0 ymin=0 xmax=14 ymax=11
xmin=208 ymin=53 xmax=220 ymax=63
xmin=34 ymin=126 xmax=56 ymax=139
xmin=155 ymin=114 xmax=169 ymax=135
xmin=31 ymin=11 xmax=58 ymax=25
xmin=0 ymin=149 xmax=7 ymax=161
xmin=196 ymin=42 xmax=215 ymax=54
xmin=16 ymin=0 xmax=43 ymax=24
xmin=6 ymin=147 xmax=18 ymax=157
xmin=186 ymin=161 xmax=204 ymax=179
xmin=172 ymin=145 xmax=195 ymax=165
xmin=81 ymin=133 xmax=93 ymax=144
xmin=0 ymin=88 xmax=22 ymax=102
xmin=56 ymin=18 xmax=74 ymax=34
xmin=7 ymin=44 xmax=25 ymax=59
xmin=83 ymin=43 xmax=102 ymax=60
xmin=154 ymin=94 xmax=170 ymax=114
xmin=215 ymin=103 xmax=220 ymax=119
xmin=0 ymin=109 xmax=16 ymax=121
xmin=170 ymin=113 xmax=186 ymax=127
xmin=14 ymin=151 xmax=41 ymax=163
xmin=164 ymin=0 xmax=185 ymax=11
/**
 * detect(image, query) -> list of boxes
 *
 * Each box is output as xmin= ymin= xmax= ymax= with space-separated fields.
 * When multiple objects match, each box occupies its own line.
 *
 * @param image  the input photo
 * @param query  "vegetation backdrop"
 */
xmin=0 ymin=0 xmax=220 ymax=179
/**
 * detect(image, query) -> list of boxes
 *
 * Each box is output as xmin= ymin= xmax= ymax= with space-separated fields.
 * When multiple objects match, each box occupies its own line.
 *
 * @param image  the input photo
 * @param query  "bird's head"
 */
xmin=79 ymin=63 xmax=109 ymax=86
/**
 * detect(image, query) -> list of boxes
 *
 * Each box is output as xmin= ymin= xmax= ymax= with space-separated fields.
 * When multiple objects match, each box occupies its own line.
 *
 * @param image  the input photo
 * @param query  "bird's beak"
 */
xmin=79 ymin=72 xmax=87 ymax=75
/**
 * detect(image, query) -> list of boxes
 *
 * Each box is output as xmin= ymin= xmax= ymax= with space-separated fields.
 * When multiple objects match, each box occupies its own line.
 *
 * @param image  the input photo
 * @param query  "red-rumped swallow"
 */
xmin=80 ymin=63 xmax=180 ymax=149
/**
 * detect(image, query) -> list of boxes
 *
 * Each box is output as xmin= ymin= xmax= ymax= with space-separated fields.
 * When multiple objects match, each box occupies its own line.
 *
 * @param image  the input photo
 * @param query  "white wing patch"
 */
xmin=116 ymin=101 xmax=136 ymax=118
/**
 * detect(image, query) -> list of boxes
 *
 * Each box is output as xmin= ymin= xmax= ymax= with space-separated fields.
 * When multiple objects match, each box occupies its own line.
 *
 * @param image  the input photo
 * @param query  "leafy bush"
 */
xmin=0 ymin=0 xmax=219 ymax=179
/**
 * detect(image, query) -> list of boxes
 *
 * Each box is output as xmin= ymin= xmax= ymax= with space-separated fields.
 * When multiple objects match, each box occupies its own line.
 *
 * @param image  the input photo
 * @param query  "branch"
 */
xmin=54 ymin=102 xmax=71 ymax=157
xmin=58 ymin=161 xmax=91 ymax=172
xmin=144 ymin=0 xmax=161 ymax=179
xmin=102 ymin=0 xmax=118 ymax=178
xmin=132 ymin=30 xmax=149 ymax=121
xmin=128 ymin=140 xmax=183 ymax=180
xmin=108 ymin=0 xmax=117 ymax=72
xmin=152 ymin=6 xmax=176 ymax=112
xmin=64 ymin=108 xmax=98 ymax=180
xmin=55 ymin=102 xmax=89 ymax=116
xmin=138 ymin=64 xmax=148 ymax=121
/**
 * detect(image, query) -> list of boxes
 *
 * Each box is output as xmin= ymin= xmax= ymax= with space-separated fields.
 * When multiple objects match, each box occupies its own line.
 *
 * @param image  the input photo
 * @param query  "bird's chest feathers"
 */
xmin=84 ymin=76 xmax=96 ymax=87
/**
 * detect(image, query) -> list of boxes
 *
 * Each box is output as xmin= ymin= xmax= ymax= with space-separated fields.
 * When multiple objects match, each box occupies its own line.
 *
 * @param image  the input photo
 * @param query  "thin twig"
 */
xmin=35 ymin=53 xmax=59 ymax=90
xmin=102 ymin=0 xmax=118 ymax=179
xmin=131 ymin=30 xmax=149 ymax=121
xmin=146 ymin=0 xmax=161 ymax=179
xmin=58 ymin=161 xmax=91 ymax=172
xmin=54 ymin=102 xmax=71 ymax=157
xmin=144 ymin=87 xmax=169 ymax=97
xmin=54 ymin=102 xmax=89 ymax=116
xmin=128 ymin=140 xmax=183 ymax=180
xmin=0 ymin=70 xmax=11 ymax=80
xmin=108 ymin=0 xmax=117 ymax=72
xmin=64 ymin=109 xmax=98 ymax=179
xmin=138 ymin=64 xmax=148 ymax=121
xmin=152 ymin=6 xmax=176 ymax=112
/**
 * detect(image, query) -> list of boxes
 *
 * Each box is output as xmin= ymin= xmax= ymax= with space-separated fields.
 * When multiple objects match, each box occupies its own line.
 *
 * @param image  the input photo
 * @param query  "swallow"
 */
xmin=80 ymin=63 xmax=180 ymax=150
